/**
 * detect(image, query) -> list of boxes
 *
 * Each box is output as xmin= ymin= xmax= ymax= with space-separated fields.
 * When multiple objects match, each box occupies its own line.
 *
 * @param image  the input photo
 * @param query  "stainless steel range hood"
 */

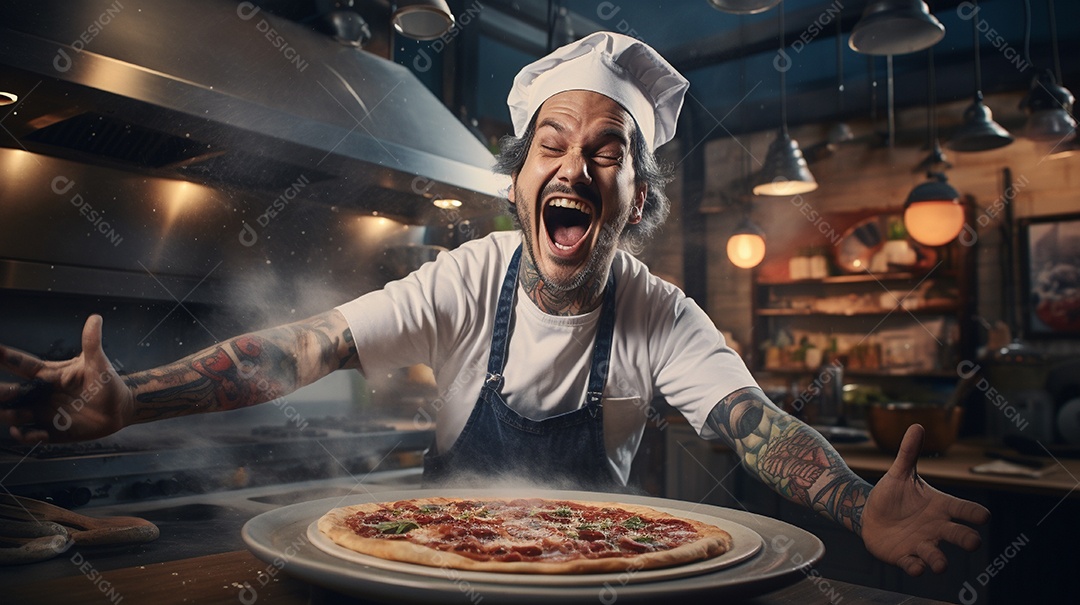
xmin=0 ymin=0 xmax=503 ymax=208
xmin=0 ymin=0 xmax=508 ymax=307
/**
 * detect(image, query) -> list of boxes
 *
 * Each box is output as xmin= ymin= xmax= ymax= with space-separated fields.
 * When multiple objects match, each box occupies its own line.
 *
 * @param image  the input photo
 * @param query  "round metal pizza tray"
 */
xmin=242 ymin=488 xmax=825 ymax=604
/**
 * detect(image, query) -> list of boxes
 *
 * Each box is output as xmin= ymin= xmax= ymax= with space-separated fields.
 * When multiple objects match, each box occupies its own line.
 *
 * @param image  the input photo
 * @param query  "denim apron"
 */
xmin=423 ymin=245 xmax=620 ymax=489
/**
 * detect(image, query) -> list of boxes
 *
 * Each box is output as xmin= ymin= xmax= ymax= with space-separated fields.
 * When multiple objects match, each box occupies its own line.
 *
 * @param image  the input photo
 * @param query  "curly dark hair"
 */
xmin=492 ymin=118 xmax=673 ymax=254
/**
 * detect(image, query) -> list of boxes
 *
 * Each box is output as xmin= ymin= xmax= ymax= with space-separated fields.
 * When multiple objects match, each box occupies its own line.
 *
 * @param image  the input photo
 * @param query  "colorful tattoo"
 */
xmin=126 ymin=311 xmax=357 ymax=423
xmin=707 ymin=387 xmax=870 ymax=535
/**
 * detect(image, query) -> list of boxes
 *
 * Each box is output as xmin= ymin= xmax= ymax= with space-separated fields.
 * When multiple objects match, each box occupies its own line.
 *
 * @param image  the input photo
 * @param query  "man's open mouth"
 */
xmin=543 ymin=198 xmax=593 ymax=253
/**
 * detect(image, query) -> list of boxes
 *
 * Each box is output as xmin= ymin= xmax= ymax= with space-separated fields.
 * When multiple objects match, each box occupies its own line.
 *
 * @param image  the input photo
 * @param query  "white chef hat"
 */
xmin=507 ymin=31 xmax=689 ymax=153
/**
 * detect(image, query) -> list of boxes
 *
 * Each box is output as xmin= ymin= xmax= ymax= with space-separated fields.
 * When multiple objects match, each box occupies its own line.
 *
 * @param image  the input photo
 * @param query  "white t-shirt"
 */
xmin=336 ymin=231 xmax=758 ymax=484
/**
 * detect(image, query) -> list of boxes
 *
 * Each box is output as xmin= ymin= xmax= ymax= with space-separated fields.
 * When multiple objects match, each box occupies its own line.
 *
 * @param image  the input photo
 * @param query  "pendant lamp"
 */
xmin=849 ymin=0 xmax=945 ymax=56
xmin=392 ymin=0 xmax=454 ymax=40
xmin=1019 ymin=0 xmax=1076 ymax=142
xmin=904 ymin=173 xmax=963 ymax=246
xmin=905 ymin=48 xmax=965 ymax=246
xmin=727 ymin=218 xmax=767 ymax=269
xmin=753 ymin=1 xmax=818 ymax=196
xmin=948 ymin=0 xmax=1013 ymax=151
xmin=708 ymin=0 xmax=781 ymax=14
xmin=1021 ymin=70 xmax=1076 ymax=141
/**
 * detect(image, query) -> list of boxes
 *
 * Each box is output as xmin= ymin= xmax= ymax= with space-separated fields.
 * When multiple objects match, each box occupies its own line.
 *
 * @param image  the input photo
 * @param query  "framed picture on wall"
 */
xmin=1019 ymin=212 xmax=1080 ymax=337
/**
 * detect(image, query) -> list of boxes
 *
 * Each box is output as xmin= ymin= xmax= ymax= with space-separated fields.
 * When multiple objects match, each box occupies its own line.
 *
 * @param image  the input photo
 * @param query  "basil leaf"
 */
xmin=376 ymin=520 xmax=420 ymax=534
xmin=621 ymin=516 xmax=646 ymax=530
xmin=552 ymin=506 xmax=573 ymax=517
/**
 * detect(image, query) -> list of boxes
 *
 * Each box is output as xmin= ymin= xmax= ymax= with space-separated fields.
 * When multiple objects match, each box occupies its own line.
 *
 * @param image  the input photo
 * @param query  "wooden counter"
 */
xmin=830 ymin=441 xmax=1080 ymax=499
xmin=8 ymin=549 xmax=956 ymax=605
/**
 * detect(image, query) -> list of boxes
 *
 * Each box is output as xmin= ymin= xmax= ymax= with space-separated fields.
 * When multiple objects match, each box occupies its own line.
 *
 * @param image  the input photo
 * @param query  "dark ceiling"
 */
xmin=244 ymin=0 xmax=1080 ymax=141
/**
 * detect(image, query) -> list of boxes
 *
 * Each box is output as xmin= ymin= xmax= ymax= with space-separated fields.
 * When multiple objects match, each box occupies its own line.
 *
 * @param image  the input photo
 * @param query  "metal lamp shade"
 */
xmin=903 ymin=174 xmax=963 ymax=246
xmin=948 ymin=95 xmax=1014 ymax=151
xmin=849 ymin=0 xmax=945 ymax=56
xmin=392 ymin=0 xmax=455 ymax=40
xmin=1020 ymin=72 xmax=1077 ymax=142
xmin=727 ymin=218 xmax=767 ymax=269
xmin=707 ymin=0 xmax=782 ymax=15
xmin=752 ymin=131 xmax=818 ymax=196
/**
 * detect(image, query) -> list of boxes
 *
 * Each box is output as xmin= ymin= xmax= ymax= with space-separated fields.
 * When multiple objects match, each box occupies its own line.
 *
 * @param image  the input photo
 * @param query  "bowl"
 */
xmin=866 ymin=402 xmax=963 ymax=456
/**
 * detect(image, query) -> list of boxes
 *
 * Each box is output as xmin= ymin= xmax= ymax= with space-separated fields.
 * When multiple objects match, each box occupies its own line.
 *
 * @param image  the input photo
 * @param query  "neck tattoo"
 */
xmin=518 ymin=249 xmax=605 ymax=316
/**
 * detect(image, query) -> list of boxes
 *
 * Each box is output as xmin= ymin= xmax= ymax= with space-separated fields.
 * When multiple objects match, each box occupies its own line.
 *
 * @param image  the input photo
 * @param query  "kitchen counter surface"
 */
xmin=830 ymin=440 xmax=1080 ymax=498
xmin=8 ymin=548 xmax=956 ymax=605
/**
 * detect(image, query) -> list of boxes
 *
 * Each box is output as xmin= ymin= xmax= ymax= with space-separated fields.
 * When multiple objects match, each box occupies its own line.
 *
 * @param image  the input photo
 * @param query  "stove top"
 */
xmin=0 ymin=417 xmax=432 ymax=508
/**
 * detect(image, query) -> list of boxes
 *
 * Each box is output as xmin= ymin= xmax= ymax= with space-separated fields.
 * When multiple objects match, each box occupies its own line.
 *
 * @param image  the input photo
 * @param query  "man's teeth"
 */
xmin=547 ymin=198 xmax=592 ymax=214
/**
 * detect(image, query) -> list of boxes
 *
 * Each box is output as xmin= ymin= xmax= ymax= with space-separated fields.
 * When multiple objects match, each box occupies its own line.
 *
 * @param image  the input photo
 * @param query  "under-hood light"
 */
xmin=392 ymin=0 xmax=455 ymax=41
xmin=433 ymin=198 xmax=462 ymax=209
xmin=0 ymin=91 xmax=17 ymax=106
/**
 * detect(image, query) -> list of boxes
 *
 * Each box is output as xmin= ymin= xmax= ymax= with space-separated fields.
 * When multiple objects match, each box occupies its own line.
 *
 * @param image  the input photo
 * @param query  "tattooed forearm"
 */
xmin=707 ymin=387 xmax=870 ymax=535
xmin=125 ymin=310 xmax=359 ymax=423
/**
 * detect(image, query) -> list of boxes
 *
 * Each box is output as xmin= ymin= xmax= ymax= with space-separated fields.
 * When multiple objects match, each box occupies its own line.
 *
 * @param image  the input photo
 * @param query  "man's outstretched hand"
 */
xmin=0 ymin=315 xmax=133 ymax=443
xmin=862 ymin=424 xmax=992 ymax=576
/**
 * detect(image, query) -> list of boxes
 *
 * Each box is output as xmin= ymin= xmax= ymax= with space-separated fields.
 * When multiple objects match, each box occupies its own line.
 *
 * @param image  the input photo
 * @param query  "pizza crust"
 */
xmin=317 ymin=497 xmax=733 ymax=574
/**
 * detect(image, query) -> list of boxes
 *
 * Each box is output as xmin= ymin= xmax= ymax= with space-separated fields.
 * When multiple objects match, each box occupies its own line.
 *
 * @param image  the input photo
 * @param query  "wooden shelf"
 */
xmin=756 ymin=270 xmax=958 ymax=287
xmin=755 ymin=367 xmax=958 ymax=378
xmin=755 ymin=304 xmax=960 ymax=317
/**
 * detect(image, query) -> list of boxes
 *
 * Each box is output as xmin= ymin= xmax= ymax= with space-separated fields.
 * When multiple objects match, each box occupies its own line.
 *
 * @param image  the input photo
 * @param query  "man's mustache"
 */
xmin=540 ymin=182 xmax=601 ymax=207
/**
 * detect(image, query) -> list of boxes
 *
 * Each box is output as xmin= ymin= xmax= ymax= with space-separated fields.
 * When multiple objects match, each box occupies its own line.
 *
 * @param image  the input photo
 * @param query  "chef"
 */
xmin=0 ymin=32 xmax=987 ymax=577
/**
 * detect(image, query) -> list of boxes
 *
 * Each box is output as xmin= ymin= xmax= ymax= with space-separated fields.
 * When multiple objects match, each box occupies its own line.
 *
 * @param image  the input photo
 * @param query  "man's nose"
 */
xmin=557 ymin=149 xmax=592 ymax=185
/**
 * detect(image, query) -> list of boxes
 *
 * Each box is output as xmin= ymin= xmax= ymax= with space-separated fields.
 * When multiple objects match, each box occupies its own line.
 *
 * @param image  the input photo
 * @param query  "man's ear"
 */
xmin=507 ymin=173 xmax=518 ymax=205
xmin=629 ymin=182 xmax=647 ymax=224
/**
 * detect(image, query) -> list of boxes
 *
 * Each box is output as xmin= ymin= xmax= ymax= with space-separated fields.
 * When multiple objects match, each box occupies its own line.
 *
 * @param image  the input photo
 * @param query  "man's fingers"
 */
xmin=888 ymin=423 xmax=925 ymax=479
xmin=81 ymin=315 xmax=105 ymax=361
xmin=9 ymin=424 xmax=50 ymax=444
xmin=948 ymin=495 xmax=991 ymax=525
xmin=0 ymin=344 xmax=45 ymax=380
xmin=915 ymin=541 xmax=947 ymax=574
xmin=898 ymin=554 xmax=926 ymax=577
xmin=942 ymin=521 xmax=983 ymax=551
xmin=0 ymin=379 xmax=55 ymax=409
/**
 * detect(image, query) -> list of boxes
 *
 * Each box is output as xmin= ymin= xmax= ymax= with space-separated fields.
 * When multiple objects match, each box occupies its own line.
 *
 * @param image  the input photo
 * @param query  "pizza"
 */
xmin=317 ymin=497 xmax=732 ymax=574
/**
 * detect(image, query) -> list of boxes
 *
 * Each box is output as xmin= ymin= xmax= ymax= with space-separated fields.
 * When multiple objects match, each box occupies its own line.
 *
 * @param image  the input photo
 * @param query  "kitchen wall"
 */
xmin=690 ymin=90 xmax=1080 ymax=360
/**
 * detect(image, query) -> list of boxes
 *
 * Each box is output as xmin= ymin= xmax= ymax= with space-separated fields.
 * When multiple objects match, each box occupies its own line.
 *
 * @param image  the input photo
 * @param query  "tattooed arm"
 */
xmin=708 ymin=386 xmax=990 ymax=575
xmin=0 ymin=311 xmax=358 ymax=442
xmin=706 ymin=386 xmax=868 ymax=534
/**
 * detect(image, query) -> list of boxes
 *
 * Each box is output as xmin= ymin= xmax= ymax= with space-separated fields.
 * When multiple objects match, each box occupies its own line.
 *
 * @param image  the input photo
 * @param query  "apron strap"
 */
xmin=486 ymin=243 xmax=617 ymax=410
xmin=585 ymin=271 xmax=616 ymax=410
xmin=484 ymin=245 xmax=522 ymax=386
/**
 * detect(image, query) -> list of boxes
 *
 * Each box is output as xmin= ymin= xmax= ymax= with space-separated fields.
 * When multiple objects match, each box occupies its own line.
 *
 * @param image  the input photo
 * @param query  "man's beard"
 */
xmin=513 ymin=182 xmax=622 ymax=294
